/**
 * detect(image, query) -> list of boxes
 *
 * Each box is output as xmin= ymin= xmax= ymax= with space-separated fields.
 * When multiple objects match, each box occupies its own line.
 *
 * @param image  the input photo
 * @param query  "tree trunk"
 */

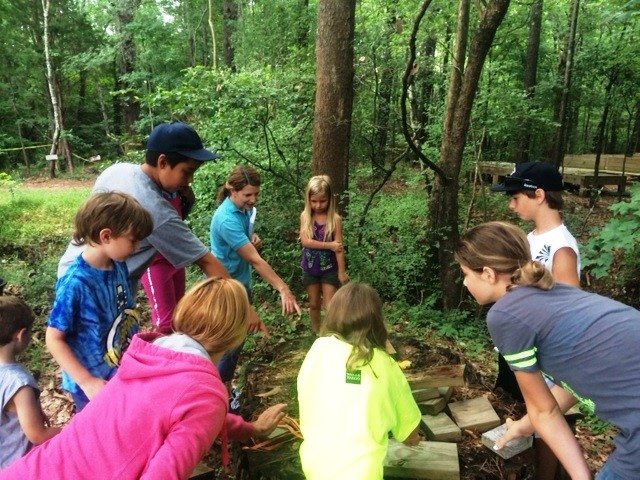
xmin=115 ymin=0 xmax=141 ymax=137
xmin=297 ymin=0 xmax=310 ymax=47
xmin=371 ymin=11 xmax=397 ymax=175
xmin=428 ymin=0 xmax=511 ymax=310
xmin=625 ymin=98 xmax=640 ymax=156
xmin=592 ymin=70 xmax=617 ymax=201
xmin=223 ymin=0 xmax=237 ymax=71
xmin=551 ymin=0 xmax=580 ymax=167
xmin=208 ymin=0 xmax=217 ymax=69
xmin=410 ymin=33 xmax=437 ymax=148
xmin=312 ymin=0 xmax=356 ymax=211
xmin=515 ymin=0 xmax=542 ymax=163
xmin=42 ymin=0 xmax=60 ymax=178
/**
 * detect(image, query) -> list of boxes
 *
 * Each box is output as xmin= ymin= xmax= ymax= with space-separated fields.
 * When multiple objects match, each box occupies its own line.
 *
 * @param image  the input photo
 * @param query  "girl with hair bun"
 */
xmin=456 ymin=221 xmax=640 ymax=480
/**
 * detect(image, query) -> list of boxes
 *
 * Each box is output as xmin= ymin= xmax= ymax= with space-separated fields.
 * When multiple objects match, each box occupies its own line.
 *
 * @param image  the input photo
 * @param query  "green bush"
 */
xmin=582 ymin=183 xmax=640 ymax=302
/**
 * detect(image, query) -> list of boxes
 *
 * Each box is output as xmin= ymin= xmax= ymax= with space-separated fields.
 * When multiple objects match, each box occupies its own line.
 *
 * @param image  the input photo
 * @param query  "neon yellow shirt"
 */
xmin=297 ymin=336 xmax=421 ymax=480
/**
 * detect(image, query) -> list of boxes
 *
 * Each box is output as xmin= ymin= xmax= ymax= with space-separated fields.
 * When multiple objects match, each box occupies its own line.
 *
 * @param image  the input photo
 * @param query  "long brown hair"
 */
xmin=216 ymin=165 xmax=261 ymax=204
xmin=321 ymin=282 xmax=388 ymax=371
xmin=455 ymin=221 xmax=554 ymax=291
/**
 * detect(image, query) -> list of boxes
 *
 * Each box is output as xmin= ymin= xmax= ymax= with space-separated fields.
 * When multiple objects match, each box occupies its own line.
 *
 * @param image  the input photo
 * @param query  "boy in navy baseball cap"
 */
xmin=490 ymin=160 xmax=579 ymax=287
xmin=57 ymin=121 xmax=268 ymax=339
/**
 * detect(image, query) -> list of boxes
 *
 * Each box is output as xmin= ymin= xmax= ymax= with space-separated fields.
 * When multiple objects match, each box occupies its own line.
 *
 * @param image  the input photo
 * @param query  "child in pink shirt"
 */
xmin=0 ymin=278 xmax=286 ymax=479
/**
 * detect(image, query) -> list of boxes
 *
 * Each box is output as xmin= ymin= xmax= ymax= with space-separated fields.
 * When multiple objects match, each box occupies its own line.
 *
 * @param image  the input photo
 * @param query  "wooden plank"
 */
xmin=417 ymin=387 xmax=453 ymax=415
xmin=448 ymin=396 xmax=500 ymax=432
xmin=189 ymin=462 xmax=214 ymax=480
xmin=481 ymin=423 xmax=533 ymax=459
xmin=421 ymin=413 xmax=462 ymax=442
xmin=385 ymin=439 xmax=460 ymax=480
xmin=413 ymin=387 xmax=440 ymax=402
xmin=408 ymin=365 xmax=466 ymax=390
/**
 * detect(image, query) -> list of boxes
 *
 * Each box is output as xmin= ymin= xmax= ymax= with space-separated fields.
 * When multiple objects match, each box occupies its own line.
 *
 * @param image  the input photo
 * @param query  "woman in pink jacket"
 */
xmin=0 ymin=277 xmax=285 ymax=479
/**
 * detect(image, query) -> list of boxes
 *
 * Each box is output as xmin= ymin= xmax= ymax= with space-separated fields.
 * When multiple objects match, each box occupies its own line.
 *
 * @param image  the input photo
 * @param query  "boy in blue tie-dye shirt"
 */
xmin=46 ymin=192 xmax=153 ymax=411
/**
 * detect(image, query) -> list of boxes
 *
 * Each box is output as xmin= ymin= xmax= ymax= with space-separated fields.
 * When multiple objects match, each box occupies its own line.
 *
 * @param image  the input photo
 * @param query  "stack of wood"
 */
xmin=384 ymin=363 xmax=533 ymax=480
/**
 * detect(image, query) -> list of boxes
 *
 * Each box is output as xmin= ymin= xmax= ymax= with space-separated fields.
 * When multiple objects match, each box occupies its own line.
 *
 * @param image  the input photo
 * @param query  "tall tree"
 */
xmin=42 ymin=0 xmax=72 ymax=178
xmin=427 ymin=0 xmax=511 ymax=309
xmin=312 ymin=0 xmax=356 ymax=208
xmin=515 ymin=0 xmax=543 ymax=163
xmin=223 ymin=0 xmax=237 ymax=71
xmin=114 ymin=0 xmax=140 ymax=137
xmin=550 ymin=0 xmax=580 ymax=167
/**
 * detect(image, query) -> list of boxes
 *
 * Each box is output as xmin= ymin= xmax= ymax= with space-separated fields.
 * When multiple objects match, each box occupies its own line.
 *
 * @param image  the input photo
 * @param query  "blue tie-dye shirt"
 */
xmin=48 ymin=254 xmax=139 ymax=397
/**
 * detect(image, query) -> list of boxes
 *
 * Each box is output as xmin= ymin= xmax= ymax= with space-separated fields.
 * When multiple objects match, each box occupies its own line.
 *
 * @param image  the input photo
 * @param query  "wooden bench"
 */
xmin=476 ymin=161 xmax=628 ymax=196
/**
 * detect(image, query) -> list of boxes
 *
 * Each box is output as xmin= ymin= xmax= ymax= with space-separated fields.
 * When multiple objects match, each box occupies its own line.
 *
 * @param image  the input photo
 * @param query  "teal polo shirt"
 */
xmin=210 ymin=197 xmax=252 ymax=290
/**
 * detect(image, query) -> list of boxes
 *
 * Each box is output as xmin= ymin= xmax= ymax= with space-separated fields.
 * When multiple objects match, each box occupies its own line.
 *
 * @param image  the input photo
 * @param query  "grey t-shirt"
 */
xmin=57 ymin=163 xmax=208 ymax=283
xmin=0 ymin=363 xmax=39 ymax=468
xmin=488 ymin=284 xmax=640 ymax=478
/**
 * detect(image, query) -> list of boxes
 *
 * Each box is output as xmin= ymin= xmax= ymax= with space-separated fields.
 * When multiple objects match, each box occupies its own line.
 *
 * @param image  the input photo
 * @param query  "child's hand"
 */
xmin=80 ymin=376 xmax=107 ymax=400
xmin=248 ymin=309 xmax=270 ymax=337
xmin=251 ymin=403 xmax=287 ymax=438
xmin=330 ymin=241 xmax=343 ymax=253
xmin=495 ymin=417 xmax=534 ymax=449
xmin=338 ymin=272 xmax=349 ymax=285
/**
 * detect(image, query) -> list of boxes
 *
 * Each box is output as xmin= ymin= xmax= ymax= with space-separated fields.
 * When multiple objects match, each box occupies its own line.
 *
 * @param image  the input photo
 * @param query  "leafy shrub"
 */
xmin=582 ymin=184 xmax=640 ymax=299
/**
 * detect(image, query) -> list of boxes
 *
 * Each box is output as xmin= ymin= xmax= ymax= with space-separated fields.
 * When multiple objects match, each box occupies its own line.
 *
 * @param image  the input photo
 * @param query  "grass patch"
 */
xmin=0 ymin=185 xmax=90 ymax=247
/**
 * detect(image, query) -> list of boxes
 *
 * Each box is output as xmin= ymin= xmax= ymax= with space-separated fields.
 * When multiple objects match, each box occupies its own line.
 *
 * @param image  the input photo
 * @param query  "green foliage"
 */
xmin=582 ymin=183 xmax=640 ymax=280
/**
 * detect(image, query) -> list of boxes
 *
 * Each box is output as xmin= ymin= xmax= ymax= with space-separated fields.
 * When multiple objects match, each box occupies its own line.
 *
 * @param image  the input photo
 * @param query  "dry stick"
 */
xmin=464 ymin=125 xmax=486 ymax=231
xmin=578 ymin=186 xmax=603 ymax=237
xmin=400 ymin=0 xmax=447 ymax=182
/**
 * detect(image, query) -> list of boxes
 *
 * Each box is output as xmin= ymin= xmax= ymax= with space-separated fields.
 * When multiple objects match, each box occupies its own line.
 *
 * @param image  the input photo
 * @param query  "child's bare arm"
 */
xmin=551 ymin=248 xmax=580 ymax=287
xmin=402 ymin=425 xmax=421 ymax=446
xmin=333 ymin=216 xmax=349 ymax=284
xmin=10 ymin=386 xmax=61 ymax=444
xmin=299 ymin=213 xmax=342 ymax=252
xmin=45 ymin=327 xmax=106 ymax=399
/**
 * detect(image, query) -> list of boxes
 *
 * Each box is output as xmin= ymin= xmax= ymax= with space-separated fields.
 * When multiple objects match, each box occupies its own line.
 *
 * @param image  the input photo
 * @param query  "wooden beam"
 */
xmin=385 ymin=439 xmax=460 ymax=479
xmin=408 ymin=364 xmax=466 ymax=389
xmin=417 ymin=386 xmax=454 ymax=415
xmin=448 ymin=396 xmax=500 ymax=432
xmin=421 ymin=413 xmax=462 ymax=442
xmin=413 ymin=387 xmax=440 ymax=402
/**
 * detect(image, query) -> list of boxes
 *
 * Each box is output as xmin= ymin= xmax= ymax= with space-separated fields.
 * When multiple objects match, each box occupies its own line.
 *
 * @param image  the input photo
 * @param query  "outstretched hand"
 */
xmin=252 ymin=403 xmax=287 ymax=438
xmin=495 ymin=417 xmax=534 ymax=450
xmin=280 ymin=290 xmax=302 ymax=316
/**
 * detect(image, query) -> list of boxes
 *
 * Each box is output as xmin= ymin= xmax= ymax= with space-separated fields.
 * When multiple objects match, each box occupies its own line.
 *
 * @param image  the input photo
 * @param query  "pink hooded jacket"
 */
xmin=0 ymin=333 xmax=253 ymax=479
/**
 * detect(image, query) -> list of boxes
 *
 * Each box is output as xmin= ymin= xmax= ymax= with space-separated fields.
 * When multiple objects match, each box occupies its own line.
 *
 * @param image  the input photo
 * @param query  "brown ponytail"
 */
xmin=216 ymin=165 xmax=261 ymax=204
xmin=455 ymin=221 xmax=554 ymax=291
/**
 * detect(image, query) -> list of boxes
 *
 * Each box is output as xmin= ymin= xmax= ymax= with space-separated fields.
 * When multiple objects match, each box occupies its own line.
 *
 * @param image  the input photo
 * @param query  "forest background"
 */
xmin=1 ymin=0 xmax=640 ymax=475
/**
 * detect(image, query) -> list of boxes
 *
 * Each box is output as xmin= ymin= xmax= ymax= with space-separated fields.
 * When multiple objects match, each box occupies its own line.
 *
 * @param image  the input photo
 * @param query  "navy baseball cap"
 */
xmin=146 ymin=121 xmax=219 ymax=162
xmin=491 ymin=161 xmax=564 ymax=193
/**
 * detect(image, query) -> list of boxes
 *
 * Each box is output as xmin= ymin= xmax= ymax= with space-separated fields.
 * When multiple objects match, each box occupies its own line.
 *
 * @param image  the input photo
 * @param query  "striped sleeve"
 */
xmin=487 ymin=310 xmax=539 ymax=373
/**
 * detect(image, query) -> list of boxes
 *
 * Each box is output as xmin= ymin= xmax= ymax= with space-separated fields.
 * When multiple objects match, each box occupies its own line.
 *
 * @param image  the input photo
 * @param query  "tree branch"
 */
xmin=401 ymin=0 xmax=448 ymax=181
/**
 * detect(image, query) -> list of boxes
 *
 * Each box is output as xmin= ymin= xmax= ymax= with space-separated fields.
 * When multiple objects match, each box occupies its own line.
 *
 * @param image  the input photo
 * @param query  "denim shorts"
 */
xmin=302 ymin=271 xmax=341 ymax=288
xmin=595 ymin=461 xmax=627 ymax=480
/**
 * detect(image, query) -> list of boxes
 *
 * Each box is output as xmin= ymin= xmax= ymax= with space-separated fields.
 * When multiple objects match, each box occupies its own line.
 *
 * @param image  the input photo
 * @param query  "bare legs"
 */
xmin=306 ymin=282 xmax=338 ymax=334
